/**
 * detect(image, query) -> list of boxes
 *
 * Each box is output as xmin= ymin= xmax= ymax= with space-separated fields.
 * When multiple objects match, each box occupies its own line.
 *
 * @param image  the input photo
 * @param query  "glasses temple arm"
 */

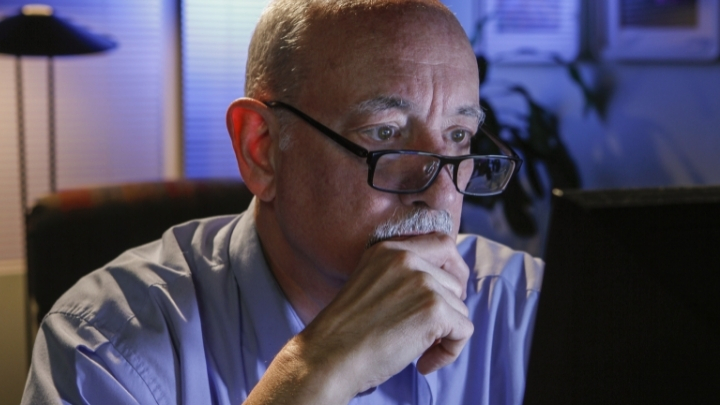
xmin=264 ymin=101 xmax=369 ymax=158
xmin=477 ymin=126 xmax=521 ymax=161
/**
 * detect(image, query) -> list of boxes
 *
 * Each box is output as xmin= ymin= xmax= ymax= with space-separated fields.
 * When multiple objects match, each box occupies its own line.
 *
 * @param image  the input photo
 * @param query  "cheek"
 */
xmin=280 ymin=148 xmax=368 ymax=213
xmin=451 ymin=198 xmax=463 ymax=235
xmin=274 ymin=149 xmax=394 ymax=274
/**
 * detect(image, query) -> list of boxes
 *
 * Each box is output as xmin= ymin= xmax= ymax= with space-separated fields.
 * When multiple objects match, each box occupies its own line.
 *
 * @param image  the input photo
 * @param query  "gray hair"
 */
xmin=245 ymin=0 xmax=457 ymax=101
xmin=366 ymin=207 xmax=453 ymax=248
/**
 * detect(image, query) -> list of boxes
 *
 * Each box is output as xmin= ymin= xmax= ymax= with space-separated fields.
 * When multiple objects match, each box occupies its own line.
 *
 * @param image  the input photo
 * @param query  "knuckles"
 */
xmin=387 ymin=249 xmax=419 ymax=270
xmin=406 ymin=269 xmax=436 ymax=290
xmin=364 ymin=239 xmax=468 ymax=301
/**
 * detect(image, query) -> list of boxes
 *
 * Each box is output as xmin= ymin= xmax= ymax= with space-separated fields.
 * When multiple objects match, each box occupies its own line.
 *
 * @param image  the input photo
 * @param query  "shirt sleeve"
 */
xmin=22 ymin=313 xmax=159 ymax=405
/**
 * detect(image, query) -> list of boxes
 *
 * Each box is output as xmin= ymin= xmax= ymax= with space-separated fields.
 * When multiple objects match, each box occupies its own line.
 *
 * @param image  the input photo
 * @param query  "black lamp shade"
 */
xmin=0 ymin=12 xmax=116 ymax=56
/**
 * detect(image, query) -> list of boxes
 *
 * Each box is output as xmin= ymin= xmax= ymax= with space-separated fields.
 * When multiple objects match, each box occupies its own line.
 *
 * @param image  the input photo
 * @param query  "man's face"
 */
xmin=269 ymin=7 xmax=480 ymax=281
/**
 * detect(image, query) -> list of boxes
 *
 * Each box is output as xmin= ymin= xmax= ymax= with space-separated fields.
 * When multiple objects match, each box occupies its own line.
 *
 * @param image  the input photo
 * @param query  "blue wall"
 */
xmin=442 ymin=0 xmax=720 ymax=254
xmin=491 ymin=63 xmax=720 ymax=189
xmin=469 ymin=62 xmax=720 ymax=255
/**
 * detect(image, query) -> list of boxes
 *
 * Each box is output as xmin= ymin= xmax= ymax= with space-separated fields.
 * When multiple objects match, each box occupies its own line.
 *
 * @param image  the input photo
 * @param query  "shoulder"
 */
xmin=433 ymin=235 xmax=544 ymax=404
xmin=26 ymin=214 xmax=245 ymax=404
xmin=456 ymin=233 xmax=544 ymax=294
xmin=456 ymin=233 xmax=544 ymax=340
xmin=47 ymin=213 xmax=243 ymax=343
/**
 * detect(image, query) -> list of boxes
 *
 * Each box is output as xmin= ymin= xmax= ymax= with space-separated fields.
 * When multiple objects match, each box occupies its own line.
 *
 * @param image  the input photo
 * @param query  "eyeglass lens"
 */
xmin=372 ymin=154 xmax=516 ymax=196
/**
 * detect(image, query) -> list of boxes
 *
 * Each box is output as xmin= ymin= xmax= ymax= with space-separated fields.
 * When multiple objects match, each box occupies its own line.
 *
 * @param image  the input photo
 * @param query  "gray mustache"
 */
xmin=366 ymin=207 xmax=453 ymax=248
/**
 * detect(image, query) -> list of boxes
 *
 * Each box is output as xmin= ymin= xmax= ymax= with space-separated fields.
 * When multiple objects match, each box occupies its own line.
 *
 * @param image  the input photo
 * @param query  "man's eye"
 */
xmin=365 ymin=125 xmax=398 ymax=141
xmin=377 ymin=126 xmax=397 ymax=140
xmin=450 ymin=129 xmax=470 ymax=143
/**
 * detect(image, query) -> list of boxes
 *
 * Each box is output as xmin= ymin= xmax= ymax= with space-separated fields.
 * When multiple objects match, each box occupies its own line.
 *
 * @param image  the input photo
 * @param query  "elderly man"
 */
xmin=22 ymin=0 xmax=542 ymax=404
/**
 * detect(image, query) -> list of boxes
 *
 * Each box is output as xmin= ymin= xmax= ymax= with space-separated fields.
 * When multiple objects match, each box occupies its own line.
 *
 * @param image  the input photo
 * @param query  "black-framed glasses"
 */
xmin=264 ymin=100 xmax=522 ymax=196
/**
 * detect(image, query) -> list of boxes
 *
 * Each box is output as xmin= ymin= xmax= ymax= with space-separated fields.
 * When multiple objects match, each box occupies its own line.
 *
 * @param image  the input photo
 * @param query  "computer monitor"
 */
xmin=524 ymin=186 xmax=720 ymax=404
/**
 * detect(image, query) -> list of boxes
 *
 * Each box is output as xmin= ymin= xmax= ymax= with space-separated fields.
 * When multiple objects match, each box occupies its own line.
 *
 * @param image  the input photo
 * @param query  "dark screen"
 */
xmin=524 ymin=186 xmax=720 ymax=404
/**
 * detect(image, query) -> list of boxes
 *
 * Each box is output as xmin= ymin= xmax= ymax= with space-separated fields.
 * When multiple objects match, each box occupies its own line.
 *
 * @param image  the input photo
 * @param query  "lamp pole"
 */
xmin=15 ymin=56 xmax=28 ymax=214
xmin=48 ymin=56 xmax=56 ymax=193
xmin=1 ymin=4 xmax=117 ymax=366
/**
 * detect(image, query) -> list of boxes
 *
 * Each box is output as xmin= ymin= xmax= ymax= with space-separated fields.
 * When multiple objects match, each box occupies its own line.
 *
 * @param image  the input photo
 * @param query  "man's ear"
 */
xmin=227 ymin=97 xmax=277 ymax=202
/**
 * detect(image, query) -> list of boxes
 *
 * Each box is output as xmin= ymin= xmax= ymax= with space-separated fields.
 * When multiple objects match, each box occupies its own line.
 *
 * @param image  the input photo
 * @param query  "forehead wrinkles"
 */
xmin=298 ymin=30 xmax=475 ymax=93
xmin=295 ymin=4 xmax=477 ymax=118
xmin=297 ymin=3 xmax=469 ymax=68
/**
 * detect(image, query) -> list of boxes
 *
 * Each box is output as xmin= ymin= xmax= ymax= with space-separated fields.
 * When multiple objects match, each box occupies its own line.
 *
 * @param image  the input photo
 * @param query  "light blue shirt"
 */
xmin=22 ymin=201 xmax=543 ymax=405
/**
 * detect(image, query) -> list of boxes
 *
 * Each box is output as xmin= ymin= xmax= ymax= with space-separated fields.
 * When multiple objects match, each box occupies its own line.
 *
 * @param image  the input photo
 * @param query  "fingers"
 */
xmin=416 ymin=310 xmax=474 ymax=374
xmin=363 ymin=234 xmax=473 ymax=374
xmin=292 ymin=233 xmax=473 ymax=395
xmin=409 ymin=277 xmax=474 ymax=374
xmin=408 ymin=266 xmax=469 ymax=319
xmin=367 ymin=233 xmax=470 ymax=300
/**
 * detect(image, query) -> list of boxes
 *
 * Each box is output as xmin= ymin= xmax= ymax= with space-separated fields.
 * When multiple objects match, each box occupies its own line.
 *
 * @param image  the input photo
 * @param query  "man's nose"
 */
xmin=398 ymin=162 xmax=459 ymax=209
xmin=399 ymin=130 xmax=462 ymax=207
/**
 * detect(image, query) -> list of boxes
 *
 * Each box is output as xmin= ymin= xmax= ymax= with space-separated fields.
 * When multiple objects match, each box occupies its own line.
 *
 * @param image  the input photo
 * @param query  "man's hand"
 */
xmin=245 ymin=233 xmax=473 ymax=404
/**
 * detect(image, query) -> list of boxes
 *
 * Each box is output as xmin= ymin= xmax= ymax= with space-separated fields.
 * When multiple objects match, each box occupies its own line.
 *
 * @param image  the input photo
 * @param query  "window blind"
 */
xmin=478 ymin=0 xmax=580 ymax=62
xmin=181 ymin=0 xmax=268 ymax=178
xmin=0 ymin=0 xmax=167 ymax=265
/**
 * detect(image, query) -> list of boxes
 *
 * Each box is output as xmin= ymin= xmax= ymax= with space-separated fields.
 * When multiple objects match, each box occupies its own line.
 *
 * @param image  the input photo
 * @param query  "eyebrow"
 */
xmin=352 ymin=96 xmax=411 ymax=114
xmin=351 ymin=96 xmax=485 ymax=125
xmin=457 ymin=105 xmax=485 ymax=126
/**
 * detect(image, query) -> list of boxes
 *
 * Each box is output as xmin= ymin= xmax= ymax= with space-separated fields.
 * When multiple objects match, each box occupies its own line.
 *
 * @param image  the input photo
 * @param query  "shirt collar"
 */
xmin=229 ymin=198 xmax=305 ymax=365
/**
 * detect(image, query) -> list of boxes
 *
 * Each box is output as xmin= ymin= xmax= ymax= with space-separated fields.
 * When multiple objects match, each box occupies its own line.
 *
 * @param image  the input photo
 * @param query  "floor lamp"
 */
xmin=0 ymin=4 xmax=116 ymax=361
xmin=0 ymin=4 xmax=116 ymax=214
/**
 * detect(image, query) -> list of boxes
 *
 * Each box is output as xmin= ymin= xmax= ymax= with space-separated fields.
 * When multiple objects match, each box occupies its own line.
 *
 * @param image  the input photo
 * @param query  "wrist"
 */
xmin=245 ymin=335 xmax=356 ymax=405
